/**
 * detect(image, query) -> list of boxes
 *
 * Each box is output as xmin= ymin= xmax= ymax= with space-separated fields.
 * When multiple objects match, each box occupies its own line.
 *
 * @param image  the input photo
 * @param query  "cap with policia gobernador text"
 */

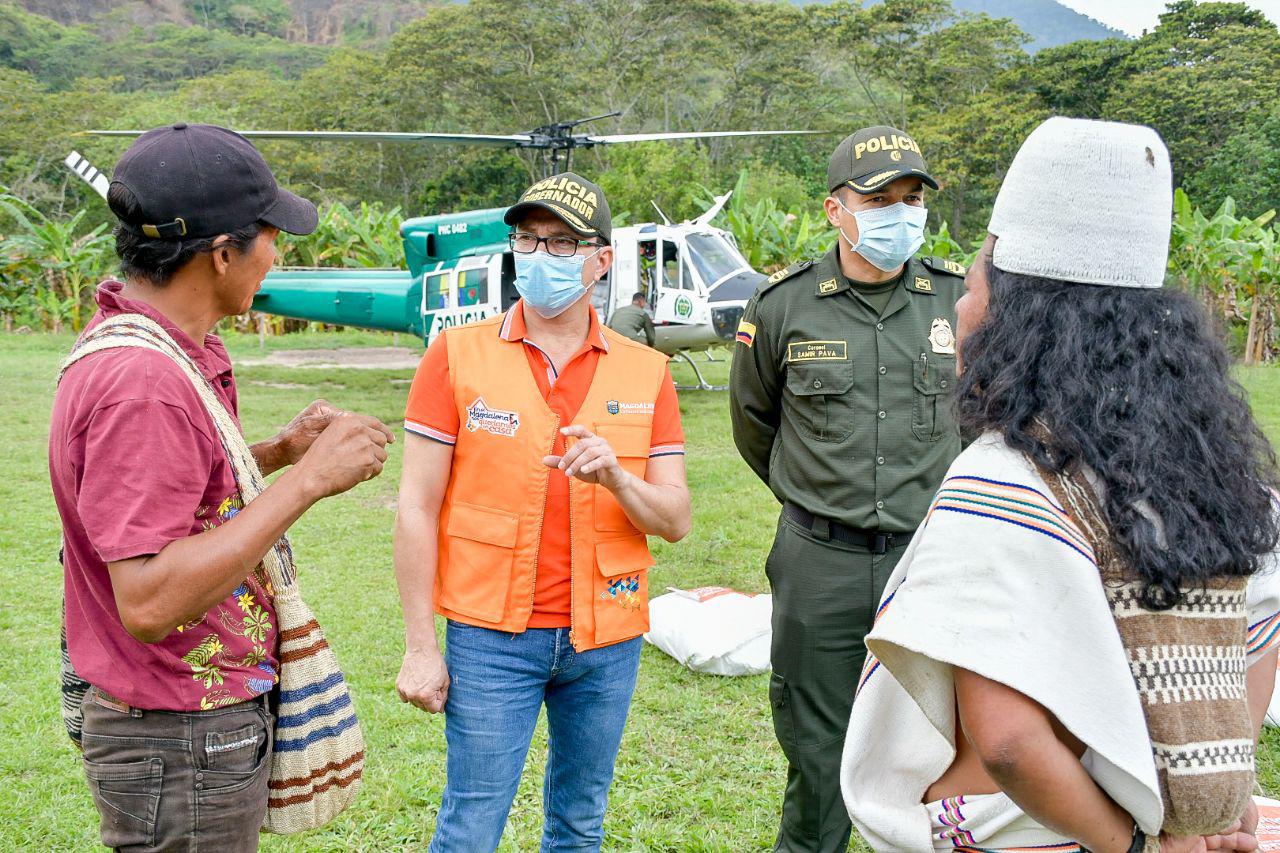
xmin=504 ymin=172 xmax=613 ymax=242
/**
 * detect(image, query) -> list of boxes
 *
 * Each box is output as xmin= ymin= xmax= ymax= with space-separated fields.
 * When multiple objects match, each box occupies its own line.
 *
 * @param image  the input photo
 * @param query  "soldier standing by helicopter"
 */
xmin=729 ymin=126 xmax=966 ymax=852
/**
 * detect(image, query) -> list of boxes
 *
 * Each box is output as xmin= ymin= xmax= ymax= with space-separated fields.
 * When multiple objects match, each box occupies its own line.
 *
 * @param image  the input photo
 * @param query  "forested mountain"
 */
xmin=824 ymin=0 xmax=1127 ymax=51
xmin=22 ymin=0 xmax=1127 ymax=49
xmin=2 ymin=0 xmax=1278 ymax=237
xmin=14 ymin=0 xmax=443 ymax=43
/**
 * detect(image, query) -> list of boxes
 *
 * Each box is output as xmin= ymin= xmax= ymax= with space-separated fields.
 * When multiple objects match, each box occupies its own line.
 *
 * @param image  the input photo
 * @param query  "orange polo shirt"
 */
xmin=404 ymin=301 xmax=685 ymax=628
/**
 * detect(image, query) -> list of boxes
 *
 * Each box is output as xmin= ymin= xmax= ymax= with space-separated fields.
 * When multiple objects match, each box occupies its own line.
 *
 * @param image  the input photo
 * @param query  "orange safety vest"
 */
xmin=435 ymin=313 xmax=669 ymax=651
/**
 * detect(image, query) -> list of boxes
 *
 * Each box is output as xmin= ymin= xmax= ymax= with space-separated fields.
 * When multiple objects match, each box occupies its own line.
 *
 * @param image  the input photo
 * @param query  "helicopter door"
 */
xmin=651 ymin=238 xmax=695 ymax=326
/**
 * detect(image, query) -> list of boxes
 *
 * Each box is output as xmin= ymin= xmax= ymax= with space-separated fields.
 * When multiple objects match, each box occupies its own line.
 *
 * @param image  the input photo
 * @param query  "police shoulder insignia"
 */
xmin=921 ymin=256 xmax=967 ymax=278
xmin=912 ymin=276 xmax=933 ymax=293
xmin=758 ymin=260 xmax=812 ymax=294
xmin=818 ymin=278 xmax=839 ymax=294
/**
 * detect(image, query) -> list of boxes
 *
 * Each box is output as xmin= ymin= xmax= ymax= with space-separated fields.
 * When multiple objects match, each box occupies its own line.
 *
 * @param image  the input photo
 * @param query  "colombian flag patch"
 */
xmin=736 ymin=320 xmax=756 ymax=347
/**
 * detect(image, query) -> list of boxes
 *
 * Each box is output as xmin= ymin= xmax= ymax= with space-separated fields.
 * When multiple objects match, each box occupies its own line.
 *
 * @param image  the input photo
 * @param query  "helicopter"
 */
xmin=73 ymin=114 xmax=826 ymax=388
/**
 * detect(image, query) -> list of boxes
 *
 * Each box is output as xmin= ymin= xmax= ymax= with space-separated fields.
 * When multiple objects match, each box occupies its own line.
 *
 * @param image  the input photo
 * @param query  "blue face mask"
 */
xmin=835 ymin=199 xmax=928 ymax=272
xmin=514 ymin=248 xmax=601 ymax=318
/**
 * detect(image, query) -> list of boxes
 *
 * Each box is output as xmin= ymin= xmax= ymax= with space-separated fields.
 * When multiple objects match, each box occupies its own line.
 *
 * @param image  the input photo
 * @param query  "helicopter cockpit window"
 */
xmin=681 ymin=259 xmax=699 ymax=291
xmin=424 ymin=271 xmax=452 ymax=310
xmin=457 ymin=268 xmax=488 ymax=307
xmin=686 ymin=232 xmax=748 ymax=289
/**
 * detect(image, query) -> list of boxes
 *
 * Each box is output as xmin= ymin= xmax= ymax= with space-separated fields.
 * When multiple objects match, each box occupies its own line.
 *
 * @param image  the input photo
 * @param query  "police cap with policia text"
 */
xmin=504 ymin=171 xmax=613 ymax=242
xmin=827 ymin=125 xmax=939 ymax=195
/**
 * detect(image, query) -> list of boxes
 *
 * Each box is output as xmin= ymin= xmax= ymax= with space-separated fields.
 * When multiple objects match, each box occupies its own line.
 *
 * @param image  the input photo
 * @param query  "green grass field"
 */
xmin=6 ymin=330 xmax=1280 ymax=851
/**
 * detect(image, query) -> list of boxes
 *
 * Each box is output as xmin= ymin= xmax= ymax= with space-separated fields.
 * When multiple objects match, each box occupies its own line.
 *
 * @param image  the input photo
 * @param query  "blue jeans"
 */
xmin=428 ymin=621 xmax=643 ymax=853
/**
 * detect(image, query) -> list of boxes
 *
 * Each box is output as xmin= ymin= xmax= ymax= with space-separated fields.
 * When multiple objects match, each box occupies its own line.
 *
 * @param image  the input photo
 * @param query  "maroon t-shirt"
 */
xmin=49 ymin=281 xmax=279 ymax=711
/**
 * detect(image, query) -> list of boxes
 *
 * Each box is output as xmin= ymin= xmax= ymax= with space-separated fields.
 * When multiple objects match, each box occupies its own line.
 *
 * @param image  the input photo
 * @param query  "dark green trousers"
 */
xmin=766 ymin=512 xmax=909 ymax=853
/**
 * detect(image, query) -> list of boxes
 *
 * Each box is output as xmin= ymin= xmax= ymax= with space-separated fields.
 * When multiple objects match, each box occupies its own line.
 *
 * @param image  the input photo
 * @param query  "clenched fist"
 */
xmin=397 ymin=647 xmax=450 ymax=713
xmin=295 ymin=412 xmax=393 ymax=499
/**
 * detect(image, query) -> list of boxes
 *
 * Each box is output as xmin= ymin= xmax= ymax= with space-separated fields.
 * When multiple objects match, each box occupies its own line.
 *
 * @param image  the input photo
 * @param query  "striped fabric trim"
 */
xmin=1248 ymin=611 xmax=1280 ymax=655
xmin=275 ymin=712 xmax=360 ymax=753
xmin=279 ymin=619 xmax=321 ymax=644
xmin=280 ymin=637 xmax=330 ymax=664
xmin=649 ymin=443 xmax=685 ymax=458
xmin=857 ymin=659 xmax=881 ymax=694
xmin=857 ymin=590 xmax=897 ymax=694
xmin=952 ymin=840 xmax=1080 ymax=845
xmin=267 ymin=766 xmax=362 ymax=809
xmin=498 ymin=309 xmax=515 ymax=340
xmin=268 ymin=767 xmax=362 ymax=809
xmin=276 ymin=691 xmax=354 ymax=730
xmin=405 ymin=420 xmax=457 ymax=446
xmin=937 ymin=795 xmax=976 ymax=847
xmin=280 ymin=671 xmax=347 ymax=704
xmin=269 ymin=751 xmax=363 ymax=792
xmin=930 ymin=476 xmax=1095 ymax=564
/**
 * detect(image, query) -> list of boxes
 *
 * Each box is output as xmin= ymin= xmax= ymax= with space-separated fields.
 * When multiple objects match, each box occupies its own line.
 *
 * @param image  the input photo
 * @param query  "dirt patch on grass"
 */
xmin=238 ymin=347 xmax=421 ymax=370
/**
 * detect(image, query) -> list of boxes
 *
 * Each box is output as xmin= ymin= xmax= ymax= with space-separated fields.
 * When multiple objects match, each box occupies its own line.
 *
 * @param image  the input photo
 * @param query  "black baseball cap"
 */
xmin=828 ymin=125 xmax=939 ymax=194
xmin=110 ymin=123 xmax=318 ymax=240
xmin=503 ymin=172 xmax=612 ymax=242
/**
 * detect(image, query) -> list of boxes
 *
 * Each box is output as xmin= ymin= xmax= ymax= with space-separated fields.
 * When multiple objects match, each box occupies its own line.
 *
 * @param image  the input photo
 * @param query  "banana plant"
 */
xmin=0 ymin=189 xmax=112 ymax=331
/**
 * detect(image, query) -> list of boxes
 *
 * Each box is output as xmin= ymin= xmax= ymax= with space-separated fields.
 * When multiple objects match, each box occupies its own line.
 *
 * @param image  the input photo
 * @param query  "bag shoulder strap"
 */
xmin=61 ymin=314 xmax=296 ymax=589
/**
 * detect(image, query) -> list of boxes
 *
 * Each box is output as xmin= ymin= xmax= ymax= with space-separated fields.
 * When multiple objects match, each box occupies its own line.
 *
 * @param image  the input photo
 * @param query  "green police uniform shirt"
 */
xmin=729 ymin=246 xmax=965 ymax=532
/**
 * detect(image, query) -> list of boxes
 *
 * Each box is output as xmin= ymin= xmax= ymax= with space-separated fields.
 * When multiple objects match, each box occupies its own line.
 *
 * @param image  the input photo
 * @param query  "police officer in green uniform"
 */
xmin=729 ymin=126 xmax=965 ymax=852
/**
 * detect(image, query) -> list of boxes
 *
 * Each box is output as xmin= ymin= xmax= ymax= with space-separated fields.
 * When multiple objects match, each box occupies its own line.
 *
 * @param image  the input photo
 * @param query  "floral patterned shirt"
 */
xmin=49 ymin=281 xmax=279 ymax=711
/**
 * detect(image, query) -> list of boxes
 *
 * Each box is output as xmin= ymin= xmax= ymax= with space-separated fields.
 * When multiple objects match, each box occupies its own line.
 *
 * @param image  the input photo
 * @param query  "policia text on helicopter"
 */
xmin=50 ymin=121 xmax=962 ymax=853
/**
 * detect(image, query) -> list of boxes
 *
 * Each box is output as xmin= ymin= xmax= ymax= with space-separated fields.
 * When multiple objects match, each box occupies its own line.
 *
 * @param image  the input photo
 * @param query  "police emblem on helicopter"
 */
xmin=674 ymin=294 xmax=693 ymax=319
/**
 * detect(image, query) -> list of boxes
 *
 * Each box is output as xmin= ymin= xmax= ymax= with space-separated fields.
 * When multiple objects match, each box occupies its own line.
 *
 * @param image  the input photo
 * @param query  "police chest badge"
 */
xmin=465 ymin=397 xmax=520 ymax=437
xmin=928 ymin=318 xmax=956 ymax=355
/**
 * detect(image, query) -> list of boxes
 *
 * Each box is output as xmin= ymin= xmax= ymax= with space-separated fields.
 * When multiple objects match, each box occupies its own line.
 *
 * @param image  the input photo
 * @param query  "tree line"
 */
xmin=1 ymin=0 xmax=1279 ymax=353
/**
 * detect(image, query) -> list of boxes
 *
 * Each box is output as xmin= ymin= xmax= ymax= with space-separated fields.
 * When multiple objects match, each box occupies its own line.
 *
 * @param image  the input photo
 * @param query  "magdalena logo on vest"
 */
xmin=465 ymin=397 xmax=521 ymax=437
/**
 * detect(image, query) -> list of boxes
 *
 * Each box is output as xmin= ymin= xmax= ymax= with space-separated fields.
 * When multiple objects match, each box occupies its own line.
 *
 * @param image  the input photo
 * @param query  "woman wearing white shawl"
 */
xmin=842 ymin=117 xmax=1280 ymax=853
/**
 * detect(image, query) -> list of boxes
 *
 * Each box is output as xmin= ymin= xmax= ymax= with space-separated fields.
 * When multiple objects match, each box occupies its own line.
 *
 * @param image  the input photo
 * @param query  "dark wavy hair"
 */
xmin=955 ymin=263 xmax=1280 ymax=609
xmin=107 ymin=182 xmax=263 ymax=287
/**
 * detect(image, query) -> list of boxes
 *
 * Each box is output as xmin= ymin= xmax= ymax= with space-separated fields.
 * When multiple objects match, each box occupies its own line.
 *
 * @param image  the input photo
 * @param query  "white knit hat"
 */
xmin=987 ymin=117 xmax=1172 ymax=289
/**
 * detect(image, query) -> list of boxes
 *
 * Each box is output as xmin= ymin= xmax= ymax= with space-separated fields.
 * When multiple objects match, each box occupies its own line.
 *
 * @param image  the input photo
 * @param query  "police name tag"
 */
xmin=787 ymin=341 xmax=848 ymax=362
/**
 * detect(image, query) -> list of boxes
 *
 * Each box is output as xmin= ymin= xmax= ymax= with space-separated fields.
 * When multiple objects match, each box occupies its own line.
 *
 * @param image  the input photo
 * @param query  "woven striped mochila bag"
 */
xmin=60 ymin=314 xmax=365 ymax=833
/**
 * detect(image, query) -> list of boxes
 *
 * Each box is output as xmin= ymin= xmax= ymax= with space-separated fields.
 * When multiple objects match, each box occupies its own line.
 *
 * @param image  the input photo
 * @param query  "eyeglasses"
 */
xmin=509 ymin=232 xmax=605 ymax=257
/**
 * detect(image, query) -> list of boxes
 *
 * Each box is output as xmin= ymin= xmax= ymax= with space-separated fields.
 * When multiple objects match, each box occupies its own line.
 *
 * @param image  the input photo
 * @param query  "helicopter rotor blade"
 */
xmin=84 ymin=130 xmax=533 ymax=146
xmin=584 ymin=130 xmax=830 ymax=144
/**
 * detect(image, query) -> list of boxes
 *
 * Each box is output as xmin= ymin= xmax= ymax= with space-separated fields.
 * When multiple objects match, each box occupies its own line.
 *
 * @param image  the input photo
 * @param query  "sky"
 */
xmin=1057 ymin=0 xmax=1280 ymax=35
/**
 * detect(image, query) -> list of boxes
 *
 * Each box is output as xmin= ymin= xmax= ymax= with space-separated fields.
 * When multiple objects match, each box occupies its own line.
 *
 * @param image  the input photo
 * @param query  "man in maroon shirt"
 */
xmin=49 ymin=123 xmax=393 ymax=851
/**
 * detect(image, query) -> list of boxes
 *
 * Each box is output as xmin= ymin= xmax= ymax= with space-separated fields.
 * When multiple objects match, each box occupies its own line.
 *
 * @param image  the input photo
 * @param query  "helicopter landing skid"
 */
xmin=673 ymin=351 xmax=727 ymax=392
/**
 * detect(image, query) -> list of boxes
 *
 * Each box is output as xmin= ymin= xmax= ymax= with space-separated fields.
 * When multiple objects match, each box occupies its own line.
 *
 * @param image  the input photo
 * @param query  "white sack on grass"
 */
xmin=643 ymin=587 xmax=771 ymax=676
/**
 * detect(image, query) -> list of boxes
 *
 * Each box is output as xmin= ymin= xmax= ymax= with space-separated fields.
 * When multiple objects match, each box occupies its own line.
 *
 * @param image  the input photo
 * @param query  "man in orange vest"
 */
xmin=394 ymin=172 xmax=691 ymax=851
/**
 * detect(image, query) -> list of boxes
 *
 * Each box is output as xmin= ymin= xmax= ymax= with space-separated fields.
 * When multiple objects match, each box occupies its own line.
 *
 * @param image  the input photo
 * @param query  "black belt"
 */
xmin=782 ymin=503 xmax=911 ymax=555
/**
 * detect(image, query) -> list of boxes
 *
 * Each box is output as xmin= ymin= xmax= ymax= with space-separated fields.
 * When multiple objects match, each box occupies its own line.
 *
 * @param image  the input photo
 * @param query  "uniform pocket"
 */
xmin=440 ymin=502 xmax=519 ymax=623
xmin=912 ymin=354 xmax=956 ymax=442
xmin=593 ymin=534 xmax=655 ymax=645
xmin=592 ymin=422 xmax=652 ymax=532
xmin=83 ymin=756 xmax=163 ymax=849
xmin=769 ymin=674 xmax=798 ymax=756
xmin=785 ymin=361 xmax=855 ymax=442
